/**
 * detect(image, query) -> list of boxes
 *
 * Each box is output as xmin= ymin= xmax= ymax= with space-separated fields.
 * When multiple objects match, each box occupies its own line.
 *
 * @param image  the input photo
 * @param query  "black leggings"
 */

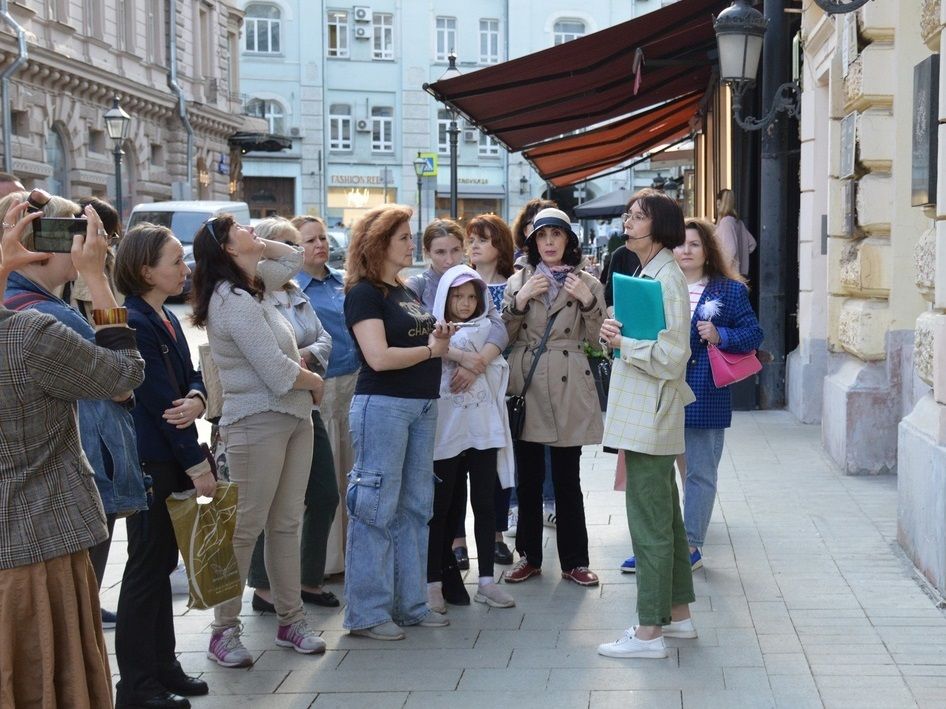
xmin=428 ymin=448 xmax=498 ymax=581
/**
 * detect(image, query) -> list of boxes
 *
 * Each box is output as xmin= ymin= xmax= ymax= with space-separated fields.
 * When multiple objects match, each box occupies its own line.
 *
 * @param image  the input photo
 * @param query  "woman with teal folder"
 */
xmin=596 ymin=189 xmax=697 ymax=660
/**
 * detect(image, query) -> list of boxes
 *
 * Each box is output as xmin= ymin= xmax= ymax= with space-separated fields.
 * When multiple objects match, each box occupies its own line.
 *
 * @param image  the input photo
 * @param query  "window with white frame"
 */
xmin=435 ymin=16 xmax=456 ymax=61
xmin=554 ymin=19 xmax=585 ymax=45
xmin=327 ymin=10 xmax=349 ymax=58
xmin=246 ymin=98 xmax=285 ymax=135
xmin=437 ymin=109 xmax=452 ymax=155
xmin=244 ymin=4 xmax=281 ymax=54
xmin=478 ymin=132 xmax=500 ymax=157
xmin=479 ymin=19 xmax=499 ymax=64
xmin=372 ymin=13 xmax=393 ymax=60
xmin=329 ymin=104 xmax=352 ymax=151
xmin=371 ymin=106 xmax=394 ymax=152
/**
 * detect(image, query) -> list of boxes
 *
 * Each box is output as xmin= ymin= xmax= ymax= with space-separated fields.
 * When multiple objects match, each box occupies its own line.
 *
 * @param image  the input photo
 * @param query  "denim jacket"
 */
xmin=4 ymin=273 xmax=148 ymax=517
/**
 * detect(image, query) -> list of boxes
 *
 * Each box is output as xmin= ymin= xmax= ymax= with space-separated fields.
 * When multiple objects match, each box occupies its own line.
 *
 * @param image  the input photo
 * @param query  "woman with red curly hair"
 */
xmin=342 ymin=204 xmax=455 ymax=641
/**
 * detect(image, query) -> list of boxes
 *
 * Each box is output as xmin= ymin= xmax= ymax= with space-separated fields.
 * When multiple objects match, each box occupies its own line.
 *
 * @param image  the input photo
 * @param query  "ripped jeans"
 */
xmin=343 ymin=395 xmax=437 ymax=630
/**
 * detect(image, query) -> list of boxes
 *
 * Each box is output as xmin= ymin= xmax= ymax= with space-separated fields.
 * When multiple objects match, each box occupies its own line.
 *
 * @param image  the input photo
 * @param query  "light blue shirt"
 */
xmin=296 ymin=266 xmax=360 ymax=378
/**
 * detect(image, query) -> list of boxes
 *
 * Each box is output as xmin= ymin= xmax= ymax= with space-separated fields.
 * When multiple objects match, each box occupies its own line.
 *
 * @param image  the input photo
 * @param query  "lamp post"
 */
xmin=437 ymin=54 xmax=462 ymax=220
xmin=713 ymin=0 xmax=796 ymax=408
xmin=713 ymin=0 xmax=798 ymax=132
xmin=103 ymin=97 xmax=131 ymax=220
xmin=413 ymin=152 xmax=427 ymax=261
xmin=519 ymin=175 xmax=529 ymax=195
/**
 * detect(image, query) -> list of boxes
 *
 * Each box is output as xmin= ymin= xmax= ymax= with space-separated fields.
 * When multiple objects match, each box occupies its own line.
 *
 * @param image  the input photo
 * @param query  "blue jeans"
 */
xmin=683 ymin=427 xmax=726 ymax=548
xmin=344 ymin=395 xmax=437 ymax=630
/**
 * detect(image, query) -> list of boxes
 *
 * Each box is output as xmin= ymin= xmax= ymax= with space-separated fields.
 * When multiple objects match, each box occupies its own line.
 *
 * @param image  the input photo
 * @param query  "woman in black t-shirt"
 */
xmin=342 ymin=204 xmax=455 ymax=641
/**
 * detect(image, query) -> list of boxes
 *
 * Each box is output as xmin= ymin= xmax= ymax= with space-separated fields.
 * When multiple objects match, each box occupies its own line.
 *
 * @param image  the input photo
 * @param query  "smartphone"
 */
xmin=33 ymin=217 xmax=87 ymax=253
xmin=451 ymin=321 xmax=478 ymax=328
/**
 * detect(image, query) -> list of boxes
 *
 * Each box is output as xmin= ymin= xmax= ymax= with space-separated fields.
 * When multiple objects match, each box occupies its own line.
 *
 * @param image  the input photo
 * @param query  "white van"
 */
xmin=126 ymin=201 xmax=251 ymax=297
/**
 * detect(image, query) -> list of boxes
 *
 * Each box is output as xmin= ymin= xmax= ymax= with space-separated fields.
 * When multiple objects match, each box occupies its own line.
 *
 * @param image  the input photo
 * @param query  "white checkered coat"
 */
xmin=602 ymin=248 xmax=695 ymax=455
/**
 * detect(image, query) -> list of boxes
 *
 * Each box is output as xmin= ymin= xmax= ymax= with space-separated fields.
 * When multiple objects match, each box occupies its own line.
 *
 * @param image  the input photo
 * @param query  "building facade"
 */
xmin=0 ymin=0 xmax=251 ymax=221
xmin=794 ymin=0 xmax=946 ymax=596
xmin=237 ymin=0 xmax=673 ymax=226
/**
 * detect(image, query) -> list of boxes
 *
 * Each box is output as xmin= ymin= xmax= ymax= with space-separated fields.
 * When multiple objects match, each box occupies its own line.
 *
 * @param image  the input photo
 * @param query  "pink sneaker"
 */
xmin=275 ymin=619 xmax=326 ymax=654
xmin=207 ymin=625 xmax=253 ymax=668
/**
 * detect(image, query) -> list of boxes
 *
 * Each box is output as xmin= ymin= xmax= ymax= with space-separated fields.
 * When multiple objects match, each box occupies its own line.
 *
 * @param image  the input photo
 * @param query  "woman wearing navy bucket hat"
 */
xmin=501 ymin=208 xmax=605 ymax=587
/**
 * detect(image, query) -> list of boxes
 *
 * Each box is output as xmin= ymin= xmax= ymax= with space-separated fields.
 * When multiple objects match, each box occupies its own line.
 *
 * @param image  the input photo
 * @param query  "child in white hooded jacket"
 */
xmin=426 ymin=265 xmax=516 ymax=611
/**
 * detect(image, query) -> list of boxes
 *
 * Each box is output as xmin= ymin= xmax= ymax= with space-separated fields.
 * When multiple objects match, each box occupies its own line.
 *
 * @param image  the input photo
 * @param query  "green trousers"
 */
xmin=248 ymin=410 xmax=339 ymax=589
xmin=624 ymin=450 xmax=695 ymax=626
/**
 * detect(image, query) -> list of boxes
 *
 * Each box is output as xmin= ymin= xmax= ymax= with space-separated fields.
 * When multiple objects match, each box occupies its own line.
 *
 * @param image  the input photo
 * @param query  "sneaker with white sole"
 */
xmin=427 ymin=584 xmax=446 ymax=614
xmin=542 ymin=503 xmax=557 ymax=528
xmin=417 ymin=614 xmax=450 ymax=627
xmin=275 ymin=619 xmax=326 ymax=654
xmin=597 ymin=628 xmax=668 ymax=659
xmin=349 ymin=621 xmax=405 ymax=641
xmin=661 ymin=618 xmax=698 ymax=639
xmin=474 ymin=583 xmax=516 ymax=608
xmin=207 ymin=625 xmax=254 ymax=667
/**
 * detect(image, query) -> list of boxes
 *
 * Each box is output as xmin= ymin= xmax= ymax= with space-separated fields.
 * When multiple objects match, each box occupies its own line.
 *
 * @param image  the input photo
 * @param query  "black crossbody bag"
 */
xmin=506 ymin=311 xmax=559 ymax=440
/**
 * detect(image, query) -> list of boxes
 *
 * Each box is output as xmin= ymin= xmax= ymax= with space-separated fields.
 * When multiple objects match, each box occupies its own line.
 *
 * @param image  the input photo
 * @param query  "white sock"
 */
xmin=478 ymin=576 xmax=493 ymax=587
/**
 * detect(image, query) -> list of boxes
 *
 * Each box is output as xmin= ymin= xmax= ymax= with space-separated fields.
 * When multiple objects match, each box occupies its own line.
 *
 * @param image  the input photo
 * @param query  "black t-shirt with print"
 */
xmin=344 ymin=280 xmax=441 ymax=399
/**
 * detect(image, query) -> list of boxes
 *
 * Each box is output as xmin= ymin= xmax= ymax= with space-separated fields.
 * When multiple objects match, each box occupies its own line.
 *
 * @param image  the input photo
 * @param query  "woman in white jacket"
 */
xmin=426 ymin=265 xmax=516 ymax=612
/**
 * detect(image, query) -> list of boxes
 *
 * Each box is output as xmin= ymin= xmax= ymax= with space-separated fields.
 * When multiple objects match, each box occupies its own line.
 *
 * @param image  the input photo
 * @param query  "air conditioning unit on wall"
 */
xmin=353 ymin=6 xmax=371 ymax=22
xmin=354 ymin=26 xmax=370 ymax=39
xmin=462 ymin=129 xmax=478 ymax=143
xmin=355 ymin=119 xmax=371 ymax=132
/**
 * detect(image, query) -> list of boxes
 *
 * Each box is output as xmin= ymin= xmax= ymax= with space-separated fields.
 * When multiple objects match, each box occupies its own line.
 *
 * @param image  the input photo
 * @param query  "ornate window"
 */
xmin=554 ymin=19 xmax=585 ymax=45
xmin=246 ymin=98 xmax=286 ymax=135
xmin=244 ymin=4 xmax=281 ymax=54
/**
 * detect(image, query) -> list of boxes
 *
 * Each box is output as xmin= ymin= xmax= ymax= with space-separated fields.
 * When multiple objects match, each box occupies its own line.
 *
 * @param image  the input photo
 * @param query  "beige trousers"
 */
xmin=214 ymin=410 xmax=313 ymax=628
xmin=320 ymin=371 xmax=358 ymax=575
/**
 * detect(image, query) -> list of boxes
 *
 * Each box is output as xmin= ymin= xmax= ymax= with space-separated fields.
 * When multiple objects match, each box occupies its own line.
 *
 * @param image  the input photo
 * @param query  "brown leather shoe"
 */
xmin=504 ymin=557 xmax=541 ymax=583
xmin=561 ymin=566 xmax=599 ymax=586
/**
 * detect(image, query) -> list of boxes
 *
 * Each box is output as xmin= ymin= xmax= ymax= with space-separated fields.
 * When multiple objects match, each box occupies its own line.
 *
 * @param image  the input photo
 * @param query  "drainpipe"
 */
xmin=166 ymin=0 xmax=194 ymax=194
xmin=0 ymin=0 xmax=28 ymax=174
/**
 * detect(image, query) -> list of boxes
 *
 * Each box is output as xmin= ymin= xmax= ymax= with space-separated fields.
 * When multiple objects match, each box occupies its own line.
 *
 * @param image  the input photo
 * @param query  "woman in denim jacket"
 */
xmin=0 ymin=190 xmax=147 ymax=625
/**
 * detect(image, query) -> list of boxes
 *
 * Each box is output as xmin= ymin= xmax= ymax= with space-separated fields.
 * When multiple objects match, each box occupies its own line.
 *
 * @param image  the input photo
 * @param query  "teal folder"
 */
xmin=612 ymin=273 xmax=666 ymax=356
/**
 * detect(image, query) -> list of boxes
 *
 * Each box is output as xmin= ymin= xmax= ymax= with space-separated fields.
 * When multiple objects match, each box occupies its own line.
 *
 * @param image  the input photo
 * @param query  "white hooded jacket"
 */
xmin=432 ymin=265 xmax=515 ymax=488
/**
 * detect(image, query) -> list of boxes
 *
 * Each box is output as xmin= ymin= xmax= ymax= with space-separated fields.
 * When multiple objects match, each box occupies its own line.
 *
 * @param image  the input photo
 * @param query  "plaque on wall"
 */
xmin=912 ymin=55 xmax=939 ymax=208
xmin=839 ymin=112 xmax=857 ymax=180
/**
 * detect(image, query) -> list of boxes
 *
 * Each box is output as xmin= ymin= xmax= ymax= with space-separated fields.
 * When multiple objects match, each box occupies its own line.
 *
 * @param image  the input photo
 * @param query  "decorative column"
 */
xmin=822 ymin=2 xmax=929 ymax=475
xmin=898 ymin=0 xmax=946 ymax=598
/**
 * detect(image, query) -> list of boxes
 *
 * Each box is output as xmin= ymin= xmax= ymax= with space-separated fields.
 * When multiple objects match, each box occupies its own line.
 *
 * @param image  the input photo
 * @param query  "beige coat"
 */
xmin=502 ymin=264 xmax=605 ymax=447
xmin=602 ymin=248 xmax=695 ymax=455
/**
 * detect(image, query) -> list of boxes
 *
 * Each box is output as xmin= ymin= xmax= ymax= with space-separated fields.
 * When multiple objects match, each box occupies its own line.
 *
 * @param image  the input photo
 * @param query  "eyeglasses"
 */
xmin=621 ymin=211 xmax=650 ymax=222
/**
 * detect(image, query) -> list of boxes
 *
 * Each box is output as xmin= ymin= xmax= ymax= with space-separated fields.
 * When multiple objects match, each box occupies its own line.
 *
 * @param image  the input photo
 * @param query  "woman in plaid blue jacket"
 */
xmin=675 ymin=218 xmax=763 ymax=559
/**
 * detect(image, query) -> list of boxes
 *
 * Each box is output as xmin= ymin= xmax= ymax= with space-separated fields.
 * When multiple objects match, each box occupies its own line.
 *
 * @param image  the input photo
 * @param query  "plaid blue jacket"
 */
xmin=684 ymin=277 xmax=763 ymax=429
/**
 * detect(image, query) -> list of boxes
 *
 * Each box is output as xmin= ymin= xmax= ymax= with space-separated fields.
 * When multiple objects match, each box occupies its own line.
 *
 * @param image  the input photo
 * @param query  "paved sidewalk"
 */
xmin=101 ymin=411 xmax=946 ymax=708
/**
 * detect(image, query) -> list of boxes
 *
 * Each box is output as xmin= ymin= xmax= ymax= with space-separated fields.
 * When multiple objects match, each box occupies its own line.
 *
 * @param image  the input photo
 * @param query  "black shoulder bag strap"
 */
xmin=520 ymin=311 xmax=559 ymax=398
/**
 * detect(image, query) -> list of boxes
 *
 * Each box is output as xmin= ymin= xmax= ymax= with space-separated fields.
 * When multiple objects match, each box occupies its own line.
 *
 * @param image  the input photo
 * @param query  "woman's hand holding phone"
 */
xmin=0 ymin=200 xmax=45 ymax=275
xmin=427 ymin=321 xmax=457 ymax=358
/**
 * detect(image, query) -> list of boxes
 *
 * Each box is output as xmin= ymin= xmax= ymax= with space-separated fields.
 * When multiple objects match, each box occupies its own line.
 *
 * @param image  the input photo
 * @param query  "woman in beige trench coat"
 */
xmin=501 ymin=208 xmax=605 ymax=587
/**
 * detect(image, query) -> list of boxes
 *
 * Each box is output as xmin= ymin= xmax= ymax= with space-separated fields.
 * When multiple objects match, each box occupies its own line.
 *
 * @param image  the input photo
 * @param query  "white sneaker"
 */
xmin=474 ymin=582 xmax=516 ymax=608
xmin=597 ymin=628 xmax=668 ymax=659
xmin=542 ymin=503 xmax=557 ymax=528
xmin=427 ymin=584 xmax=446 ymax=614
xmin=505 ymin=507 xmax=518 ymax=537
xmin=662 ymin=618 xmax=698 ymax=639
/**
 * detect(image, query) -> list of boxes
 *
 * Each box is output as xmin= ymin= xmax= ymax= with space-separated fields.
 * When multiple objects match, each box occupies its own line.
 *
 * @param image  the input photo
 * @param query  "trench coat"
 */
xmin=502 ymin=263 xmax=605 ymax=447
xmin=602 ymin=247 xmax=696 ymax=455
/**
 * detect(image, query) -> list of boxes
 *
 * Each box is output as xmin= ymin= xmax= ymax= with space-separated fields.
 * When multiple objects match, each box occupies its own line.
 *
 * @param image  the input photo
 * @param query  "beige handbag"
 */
xmin=198 ymin=342 xmax=223 ymax=423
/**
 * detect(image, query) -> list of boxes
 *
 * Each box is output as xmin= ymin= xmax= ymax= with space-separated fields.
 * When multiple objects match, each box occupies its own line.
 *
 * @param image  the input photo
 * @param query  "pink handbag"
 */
xmin=707 ymin=345 xmax=762 ymax=387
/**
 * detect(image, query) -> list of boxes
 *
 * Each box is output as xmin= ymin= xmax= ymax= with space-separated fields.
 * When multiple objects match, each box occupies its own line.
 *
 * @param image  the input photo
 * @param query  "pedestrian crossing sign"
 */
xmin=419 ymin=152 xmax=438 ymax=177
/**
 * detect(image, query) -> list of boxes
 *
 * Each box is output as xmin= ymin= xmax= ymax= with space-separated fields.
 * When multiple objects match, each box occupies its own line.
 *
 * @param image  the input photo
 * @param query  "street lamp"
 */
xmin=438 ymin=54 xmax=462 ymax=220
xmin=713 ymin=0 xmax=798 ymax=132
xmin=103 ymin=97 xmax=131 ymax=219
xmin=519 ymin=175 xmax=529 ymax=195
xmin=413 ymin=152 xmax=427 ymax=261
